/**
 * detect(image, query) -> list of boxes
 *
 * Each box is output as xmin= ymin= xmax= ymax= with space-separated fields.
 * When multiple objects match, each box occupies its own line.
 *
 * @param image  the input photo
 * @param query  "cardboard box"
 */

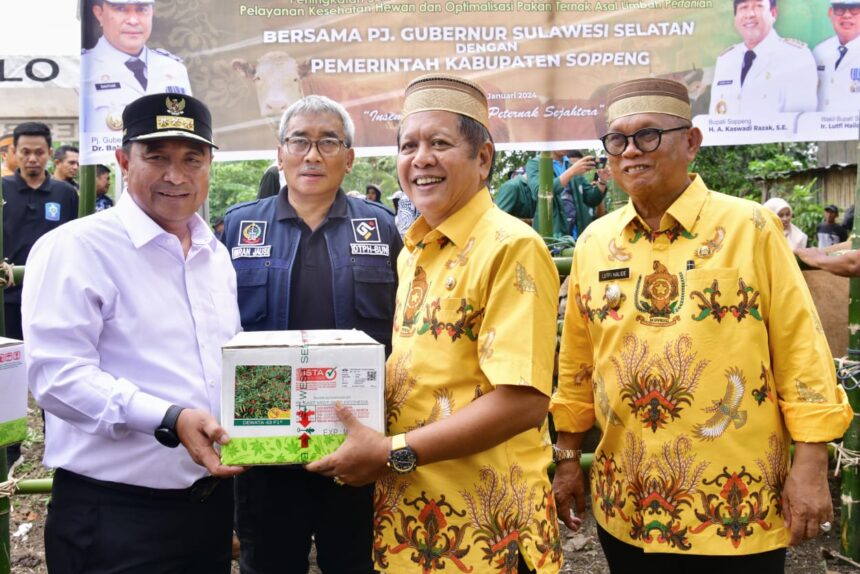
xmin=0 ymin=337 xmax=27 ymax=448
xmin=221 ymin=330 xmax=385 ymax=465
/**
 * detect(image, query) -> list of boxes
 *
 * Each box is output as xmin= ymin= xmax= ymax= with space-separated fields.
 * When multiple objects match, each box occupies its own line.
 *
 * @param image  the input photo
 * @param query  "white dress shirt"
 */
xmin=24 ymin=193 xmax=240 ymax=489
xmin=710 ymin=29 xmax=818 ymax=115
xmin=814 ymin=34 xmax=860 ymax=112
xmin=81 ymin=36 xmax=192 ymax=133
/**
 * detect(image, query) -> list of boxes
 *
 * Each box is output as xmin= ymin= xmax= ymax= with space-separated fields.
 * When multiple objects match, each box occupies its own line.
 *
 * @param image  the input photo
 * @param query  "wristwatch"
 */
xmin=387 ymin=433 xmax=418 ymax=474
xmin=154 ymin=405 xmax=185 ymax=448
xmin=552 ymin=445 xmax=582 ymax=463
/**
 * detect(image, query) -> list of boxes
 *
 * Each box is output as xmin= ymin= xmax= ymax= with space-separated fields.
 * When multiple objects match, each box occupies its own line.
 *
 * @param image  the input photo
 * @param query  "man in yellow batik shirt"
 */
xmin=307 ymin=74 xmax=562 ymax=574
xmin=552 ymin=78 xmax=852 ymax=572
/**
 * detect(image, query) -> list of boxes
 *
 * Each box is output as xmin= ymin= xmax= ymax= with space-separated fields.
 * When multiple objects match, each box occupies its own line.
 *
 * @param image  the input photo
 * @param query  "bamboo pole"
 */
xmin=553 ymin=257 xmax=572 ymax=277
xmin=78 ymin=165 xmax=96 ymax=218
xmin=842 ymin=148 xmax=860 ymax=561
xmin=537 ymin=151 xmax=554 ymax=238
xmin=13 ymin=479 xmax=52 ymax=496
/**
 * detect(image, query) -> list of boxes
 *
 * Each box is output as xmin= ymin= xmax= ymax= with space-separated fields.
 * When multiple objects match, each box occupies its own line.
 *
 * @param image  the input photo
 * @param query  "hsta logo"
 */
xmin=298 ymin=367 xmax=337 ymax=381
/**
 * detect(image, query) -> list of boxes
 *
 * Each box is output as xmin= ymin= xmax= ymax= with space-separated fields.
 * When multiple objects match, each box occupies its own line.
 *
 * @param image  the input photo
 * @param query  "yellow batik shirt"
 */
xmin=376 ymin=189 xmax=562 ymax=574
xmin=552 ymin=175 xmax=852 ymax=556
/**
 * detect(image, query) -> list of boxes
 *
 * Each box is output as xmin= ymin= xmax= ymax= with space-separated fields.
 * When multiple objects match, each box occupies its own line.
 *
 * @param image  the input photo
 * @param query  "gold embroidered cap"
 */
xmin=605 ymin=78 xmax=692 ymax=125
xmin=402 ymin=74 xmax=490 ymax=130
xmin=122 ymin=92 xmax=217 ymax=148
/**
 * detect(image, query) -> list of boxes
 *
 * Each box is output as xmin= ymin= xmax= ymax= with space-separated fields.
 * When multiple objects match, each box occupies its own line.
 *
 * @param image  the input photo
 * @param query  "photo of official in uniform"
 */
xmin=710 ymin=0 xmax=818 ymax=115
xmin=814 ymin=1 xmax=860 ymax=111
xmin=81 ymin=0 xmax=192 ymax=135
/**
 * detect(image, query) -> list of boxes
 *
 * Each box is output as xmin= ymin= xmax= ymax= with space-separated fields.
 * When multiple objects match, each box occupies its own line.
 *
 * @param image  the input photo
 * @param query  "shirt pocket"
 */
xmin=236 ymin=267 xmax=268 ymax=327
xmin=685 ymin=267 xmax=743 ymax=342
xmin=352 ymin=265 xmax=396 ymax=321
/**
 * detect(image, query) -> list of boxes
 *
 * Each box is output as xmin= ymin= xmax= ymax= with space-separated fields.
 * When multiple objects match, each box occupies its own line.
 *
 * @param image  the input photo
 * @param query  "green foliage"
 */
xmin=343 ymin=155 xmax=399 ymax=209
xmin=234 ymin=365 xmax=292 ymax=420
xmin=691 ymin=143 xmax=814 ymax=200
xmin=491 ymin=150 xmax=533 ymax=191
xmin=209 ymin=160 xmax=271 ymax=223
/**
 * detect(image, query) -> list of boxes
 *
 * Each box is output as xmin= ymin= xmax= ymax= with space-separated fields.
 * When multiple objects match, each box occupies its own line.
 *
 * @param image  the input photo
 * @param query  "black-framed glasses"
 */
xmin=834 ymin=6 xmax=860 ymax=16
xmin=600 ymin=126 xmax=690 ymax=156
xmin=283 ymin=137 xmax=349 ymax=157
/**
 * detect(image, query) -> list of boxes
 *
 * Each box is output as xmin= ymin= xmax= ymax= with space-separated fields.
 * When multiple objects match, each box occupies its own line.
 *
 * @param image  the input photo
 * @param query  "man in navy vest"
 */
xmin=223 ymin=94 xmax=402 ymax=574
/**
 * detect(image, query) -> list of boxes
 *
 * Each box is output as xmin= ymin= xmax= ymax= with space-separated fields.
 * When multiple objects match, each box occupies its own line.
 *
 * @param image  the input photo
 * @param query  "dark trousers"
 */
xmin=236 ymin=466 xmax=375 ymax=574
xmin=46 ymin=468 xmax=233 ymax=574
xmin=597 ymin=525 xmax=786 ymax=574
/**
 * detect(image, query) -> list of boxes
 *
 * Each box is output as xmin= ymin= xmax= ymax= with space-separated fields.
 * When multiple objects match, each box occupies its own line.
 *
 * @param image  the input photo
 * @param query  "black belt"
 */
xmin=55 ymin=468 xmax=224 ymax=503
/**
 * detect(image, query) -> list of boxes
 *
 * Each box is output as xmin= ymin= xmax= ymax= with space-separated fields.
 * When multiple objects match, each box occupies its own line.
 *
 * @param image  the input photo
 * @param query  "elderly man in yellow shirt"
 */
xmin=307 ymin=74 xmax=562 ymax=574
xmin=552 ymin=77 xmax=852 ymax=572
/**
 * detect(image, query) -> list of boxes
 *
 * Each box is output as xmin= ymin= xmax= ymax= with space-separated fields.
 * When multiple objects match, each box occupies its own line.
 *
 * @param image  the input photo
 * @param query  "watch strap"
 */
xmin=552 ymin=445 xmax=582 ymax=463
xmin=391 ymin=433 xmax=408 ymax=452
xmin=161 ymin=404 xmax=185 ymax=433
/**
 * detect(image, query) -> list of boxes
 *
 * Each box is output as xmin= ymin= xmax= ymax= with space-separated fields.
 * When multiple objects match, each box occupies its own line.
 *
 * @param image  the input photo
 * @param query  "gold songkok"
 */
xmin=402 ymin=74 xmax=490 ymax=130
xmin=605 ymin=78 xmax=692 ymax=125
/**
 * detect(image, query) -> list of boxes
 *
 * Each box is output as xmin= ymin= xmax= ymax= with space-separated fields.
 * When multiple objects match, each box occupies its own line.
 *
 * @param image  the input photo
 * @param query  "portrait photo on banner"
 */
xmin=79 ymin=0 xmax=856 ymax=159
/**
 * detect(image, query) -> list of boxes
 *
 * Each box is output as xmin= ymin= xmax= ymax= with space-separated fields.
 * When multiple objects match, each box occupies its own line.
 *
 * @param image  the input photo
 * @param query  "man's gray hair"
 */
xmin=278 ymin=95 xmax=355 ymax=148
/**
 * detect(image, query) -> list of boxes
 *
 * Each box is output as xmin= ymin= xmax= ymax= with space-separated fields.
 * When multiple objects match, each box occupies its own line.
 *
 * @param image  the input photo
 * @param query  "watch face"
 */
xmin=389 ymin=447 xmax=417 ymax=474
xmin=155 ymin=427 xmax=181 ymax=448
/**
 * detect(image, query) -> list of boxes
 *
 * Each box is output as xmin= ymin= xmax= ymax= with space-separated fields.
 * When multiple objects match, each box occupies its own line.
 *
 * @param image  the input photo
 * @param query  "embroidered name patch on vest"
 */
xmin=232 ymin=220 xmax=271 ymax=259
xmin=350 ymin=243 xmax=390 ymax=256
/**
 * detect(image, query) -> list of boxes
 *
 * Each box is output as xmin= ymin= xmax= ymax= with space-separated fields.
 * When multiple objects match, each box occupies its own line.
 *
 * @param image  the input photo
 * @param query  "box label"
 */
xmin=233 ymin=365 xmax=292 ymax=427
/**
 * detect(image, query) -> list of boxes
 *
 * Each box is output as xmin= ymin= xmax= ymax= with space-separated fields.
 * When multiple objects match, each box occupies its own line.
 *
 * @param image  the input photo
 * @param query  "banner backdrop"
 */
xmin=80 ymin=0 xmax=856 ymax=161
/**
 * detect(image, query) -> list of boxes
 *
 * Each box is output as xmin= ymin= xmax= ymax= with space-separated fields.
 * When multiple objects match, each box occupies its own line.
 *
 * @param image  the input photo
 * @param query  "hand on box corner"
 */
xmin=305 ymin=401 xmax=390 ymax=486
xmin=176 ymin=408 xmax=246 ymax=478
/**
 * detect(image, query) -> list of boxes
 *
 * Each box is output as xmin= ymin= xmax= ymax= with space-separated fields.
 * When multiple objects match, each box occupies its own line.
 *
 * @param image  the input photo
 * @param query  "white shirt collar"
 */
xmin=115 ymin=191 xmax=216 ymax=251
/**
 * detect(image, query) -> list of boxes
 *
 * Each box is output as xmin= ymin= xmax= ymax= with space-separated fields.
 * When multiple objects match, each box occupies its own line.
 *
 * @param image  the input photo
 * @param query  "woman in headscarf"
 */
xmin=763 ymin=197 xmax=808 ymax=251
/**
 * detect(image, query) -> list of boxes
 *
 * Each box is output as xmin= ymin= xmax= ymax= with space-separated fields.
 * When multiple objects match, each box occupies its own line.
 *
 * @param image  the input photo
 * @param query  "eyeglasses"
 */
xmin=834 ymin=6 xmax=860 ymax=16
xmin=600 ymin=126 xmax=690 ymax=156
xmin=283 ymin=137 xmax=348 ymax=157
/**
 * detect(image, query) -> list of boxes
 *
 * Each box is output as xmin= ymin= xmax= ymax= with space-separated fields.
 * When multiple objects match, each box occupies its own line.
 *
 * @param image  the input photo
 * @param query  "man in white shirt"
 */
xmin=81 ymin=0 xmax=192 ymax=134
xmin=24 ymin=93 xmax=242 ymax=573
xmin=709 ymin=0 xmax=818 ymax=115
xmin=815 ymin=1 xmax=860 ymax=111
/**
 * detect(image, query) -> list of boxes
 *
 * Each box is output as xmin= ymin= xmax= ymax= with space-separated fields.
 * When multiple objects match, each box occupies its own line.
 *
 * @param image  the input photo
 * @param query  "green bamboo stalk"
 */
xmin=9 ymin=267 xmax=22 ymax=288
xmin=13 ymin=479 xmax=52 ymax=495
xmin=78 ymin=165 xmax=96 ymax=218
xmin=843 ymin=147 xmax=860 ymax=561
xmin=553 ymin=257 xmax=572 ymax=277
xmin=537 ymin=151 xmax=553 ymax=238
